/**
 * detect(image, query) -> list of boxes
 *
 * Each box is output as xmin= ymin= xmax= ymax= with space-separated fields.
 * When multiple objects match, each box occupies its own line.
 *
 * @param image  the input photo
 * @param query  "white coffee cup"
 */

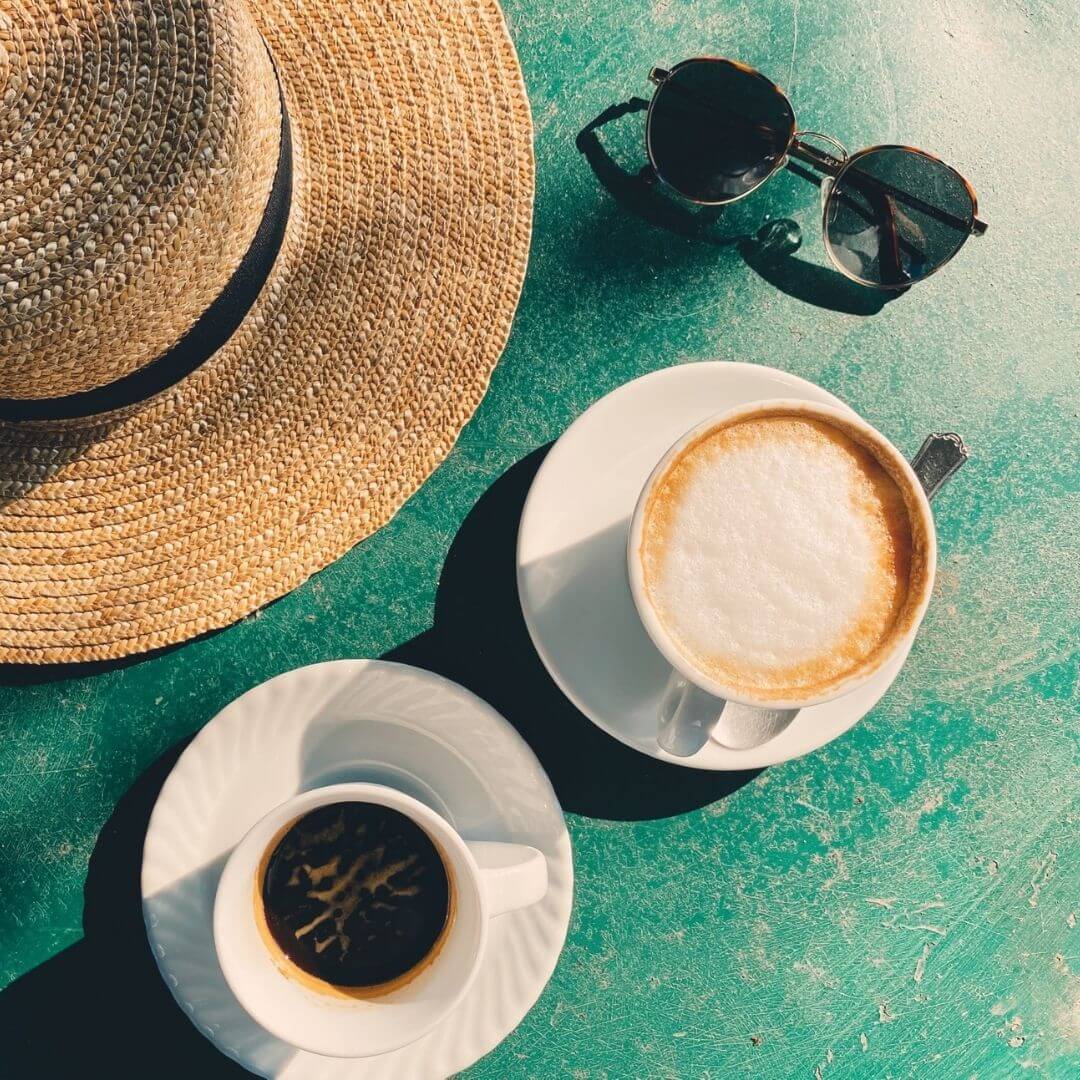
xmin=214 ymin=781 xmax=548 ymax=1058
xmin=627 ymin=399 xmax=938 ymax=755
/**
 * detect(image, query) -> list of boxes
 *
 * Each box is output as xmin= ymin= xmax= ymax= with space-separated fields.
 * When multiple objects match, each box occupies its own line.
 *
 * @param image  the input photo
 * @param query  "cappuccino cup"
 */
xmin=627 ymin=399 xmax=937 ymax=754
xmin=214 ymin=782 xmax=548 ymax=1058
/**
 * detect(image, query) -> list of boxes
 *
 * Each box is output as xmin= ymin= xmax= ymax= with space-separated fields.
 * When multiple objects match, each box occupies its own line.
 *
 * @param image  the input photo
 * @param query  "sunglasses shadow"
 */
xmin=575 ymin=101 xmax=904 ymax=317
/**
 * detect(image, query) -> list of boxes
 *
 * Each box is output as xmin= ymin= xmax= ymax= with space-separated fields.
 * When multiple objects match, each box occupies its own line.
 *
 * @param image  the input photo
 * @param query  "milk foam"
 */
xmin=641 ymin=414 xmax=916 ymax=699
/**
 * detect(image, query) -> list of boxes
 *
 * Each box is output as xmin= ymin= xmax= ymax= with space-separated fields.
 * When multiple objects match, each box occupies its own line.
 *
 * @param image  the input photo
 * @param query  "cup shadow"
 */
xmin=576 ymin=99 xmax=900 ymax=316
xmin=0 ymin=446 xmax=756 ymax=1073
xmin=385 ymin=445 xmax=760 ymax=821
xmin=0 ymin=738 xmax=259 ymax=1078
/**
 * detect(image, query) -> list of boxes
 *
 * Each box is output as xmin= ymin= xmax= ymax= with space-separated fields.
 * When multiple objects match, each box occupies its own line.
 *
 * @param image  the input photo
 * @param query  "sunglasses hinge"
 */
xmin=648 ymin=67 xmax=670 ymax=86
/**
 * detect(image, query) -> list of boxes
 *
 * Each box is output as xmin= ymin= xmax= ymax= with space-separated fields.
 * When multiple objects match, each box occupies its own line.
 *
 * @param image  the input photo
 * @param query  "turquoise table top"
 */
xmin=1 ymin=1 xmax=1078 ymax=1077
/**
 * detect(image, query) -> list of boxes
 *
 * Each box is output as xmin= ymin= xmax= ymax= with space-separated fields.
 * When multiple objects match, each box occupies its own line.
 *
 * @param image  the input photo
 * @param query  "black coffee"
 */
xmin=260 ymin=801 xmax=451 ymax=988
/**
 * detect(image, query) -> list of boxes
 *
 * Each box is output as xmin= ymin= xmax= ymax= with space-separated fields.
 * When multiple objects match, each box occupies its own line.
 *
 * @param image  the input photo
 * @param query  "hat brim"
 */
xmin=0 ymin=0 xmax=533 ymax=663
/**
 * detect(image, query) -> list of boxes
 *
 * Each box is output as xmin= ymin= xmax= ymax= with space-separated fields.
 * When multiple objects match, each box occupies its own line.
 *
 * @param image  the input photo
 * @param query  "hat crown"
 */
xmin=0 ymin=0 xmax=280 ymax=401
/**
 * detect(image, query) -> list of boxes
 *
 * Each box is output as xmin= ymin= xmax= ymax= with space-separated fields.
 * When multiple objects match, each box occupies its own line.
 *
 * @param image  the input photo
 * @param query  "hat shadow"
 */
xmin=0 ymin=618 xmax=225 ymax=687
xmin=576 ymin=99 xmax=901 ymax=316
xmin=384 ymin=445 xmax=759 ymax=821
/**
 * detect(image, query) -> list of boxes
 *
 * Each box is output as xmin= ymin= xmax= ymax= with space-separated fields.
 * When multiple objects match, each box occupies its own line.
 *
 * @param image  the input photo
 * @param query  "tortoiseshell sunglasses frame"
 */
xmin=646 ymin=58 xmax=988 ymax=290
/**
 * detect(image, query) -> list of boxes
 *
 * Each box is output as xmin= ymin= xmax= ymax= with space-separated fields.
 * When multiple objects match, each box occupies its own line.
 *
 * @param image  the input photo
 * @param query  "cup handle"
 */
xmin=467 ymin=842 xmax=548 ymax=918
xmin=657 ymin=666 xmax=797 ymax=757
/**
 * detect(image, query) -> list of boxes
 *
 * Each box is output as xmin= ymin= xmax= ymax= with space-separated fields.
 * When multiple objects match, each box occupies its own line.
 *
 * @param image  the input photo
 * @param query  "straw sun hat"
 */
xmin=0 ymin=0 xmax=533 ymax=663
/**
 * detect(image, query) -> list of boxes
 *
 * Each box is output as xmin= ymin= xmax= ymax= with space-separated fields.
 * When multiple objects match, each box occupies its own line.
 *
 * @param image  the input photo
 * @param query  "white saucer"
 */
xmin=142 ymin=660 xmax=573 ymax=1079
xmin=516 ymin=362 xmax=910 ymax=771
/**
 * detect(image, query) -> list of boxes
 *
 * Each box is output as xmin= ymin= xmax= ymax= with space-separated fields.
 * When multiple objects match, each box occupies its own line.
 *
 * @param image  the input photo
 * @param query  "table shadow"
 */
xmin=576 ymin=99 xmax=900 ymax=316
xmin=385 ymin=445 xmax=760 ymax=821
xmin=0 ymin=738 xmax=254 ymax=1079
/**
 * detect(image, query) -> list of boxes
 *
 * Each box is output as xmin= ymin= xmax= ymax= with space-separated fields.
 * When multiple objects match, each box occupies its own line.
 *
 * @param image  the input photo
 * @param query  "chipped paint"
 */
xmin=1028 ymin=851 xmax=1058 ymax=908
xmin=914 ymin=943 xmax=932 ymax=984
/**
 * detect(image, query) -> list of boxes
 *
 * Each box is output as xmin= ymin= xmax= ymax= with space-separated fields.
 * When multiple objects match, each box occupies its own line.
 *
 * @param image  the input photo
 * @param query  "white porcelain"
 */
xmin=215 ymin=782 xmax=548 ymax=1059
xmin=142 ymin=660 xmax=573 ymax=1079
xmin=626 ymin=398 xmax=936 ymax=737
xmin=517 ymin=361 xmax=920 ymax=770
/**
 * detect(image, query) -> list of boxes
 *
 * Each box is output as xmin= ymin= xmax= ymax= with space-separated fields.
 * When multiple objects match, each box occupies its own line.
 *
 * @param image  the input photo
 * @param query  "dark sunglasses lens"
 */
xmin=824 ymin=148 xmax=974 ymax=287
xmin=648 ymin=60 xmax=794 ymax=203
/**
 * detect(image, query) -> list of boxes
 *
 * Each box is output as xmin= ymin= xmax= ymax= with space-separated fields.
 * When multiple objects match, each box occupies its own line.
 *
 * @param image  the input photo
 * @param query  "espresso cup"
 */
xmin=627 ymin=399 xmax=937 ymax=755
xmin=214 ymin=782 xmax=548 ymax=1058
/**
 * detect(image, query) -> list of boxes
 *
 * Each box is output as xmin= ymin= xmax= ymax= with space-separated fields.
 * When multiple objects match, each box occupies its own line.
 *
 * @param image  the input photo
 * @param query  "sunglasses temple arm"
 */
xmin=793 ymin=141 xmax=910 ymax=264
xmin=789 ymin=137 xmax=987 ymax=236
xmin=875 ymin=194 xmax=907 ymax=286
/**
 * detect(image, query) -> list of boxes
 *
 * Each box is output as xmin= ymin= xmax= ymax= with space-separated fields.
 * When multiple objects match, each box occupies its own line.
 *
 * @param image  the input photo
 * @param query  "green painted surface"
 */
xmin=1 ymin=1 xmax=1078 ymax=1076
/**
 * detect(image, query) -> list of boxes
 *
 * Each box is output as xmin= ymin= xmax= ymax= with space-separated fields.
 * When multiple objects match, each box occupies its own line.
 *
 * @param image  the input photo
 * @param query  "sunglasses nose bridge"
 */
xmin=792 ymin=131 xmax=850 ymax=173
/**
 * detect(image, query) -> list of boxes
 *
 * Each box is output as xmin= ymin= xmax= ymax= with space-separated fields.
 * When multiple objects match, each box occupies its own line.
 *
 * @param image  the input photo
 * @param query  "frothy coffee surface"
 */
xmin=640 ymin=411 xmax=924 ymax=701
xmin=260 ymin=801 xmax=450 ymax=990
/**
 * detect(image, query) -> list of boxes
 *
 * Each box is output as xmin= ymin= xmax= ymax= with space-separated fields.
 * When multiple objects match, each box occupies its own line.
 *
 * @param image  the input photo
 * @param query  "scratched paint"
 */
xmin=1 ymin=0 xmax=1078 ymax=1078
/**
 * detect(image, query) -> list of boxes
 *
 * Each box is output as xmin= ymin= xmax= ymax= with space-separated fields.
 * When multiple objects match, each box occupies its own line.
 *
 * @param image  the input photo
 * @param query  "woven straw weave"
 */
xmin=0 ymin=0 xmax=281 ymax=397
xmin=0 ymin=0 xmax=534 ymax=663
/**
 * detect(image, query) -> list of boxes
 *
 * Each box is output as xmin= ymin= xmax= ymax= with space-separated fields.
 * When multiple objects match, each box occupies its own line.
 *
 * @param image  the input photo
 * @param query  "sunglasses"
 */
xmin=645 ymin=58 xmax=988 ymax=289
